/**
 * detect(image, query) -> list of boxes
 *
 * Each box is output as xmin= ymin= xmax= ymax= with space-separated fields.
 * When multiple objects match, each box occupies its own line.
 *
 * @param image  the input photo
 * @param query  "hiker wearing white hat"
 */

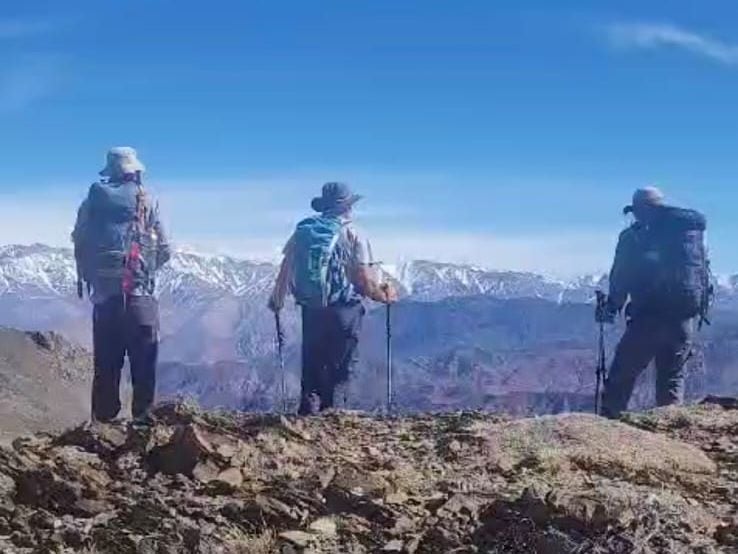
xmin=72 ymin=147 xmax=171 ymax=423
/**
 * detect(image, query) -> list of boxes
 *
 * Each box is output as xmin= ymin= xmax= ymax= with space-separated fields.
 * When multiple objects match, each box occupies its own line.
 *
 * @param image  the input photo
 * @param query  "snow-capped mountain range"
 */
xmin=0 ymin=244 xmax=275 ymax=300
xmin=0 ymin=243 xmax=610 ymax=303
xmin=2 ymin=243 xmax=736 ymax=305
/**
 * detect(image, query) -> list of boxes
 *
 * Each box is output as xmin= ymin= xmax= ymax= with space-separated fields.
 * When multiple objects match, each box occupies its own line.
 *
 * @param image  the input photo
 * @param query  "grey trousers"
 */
xmin=601 ymin=316 xmax=693 ymax=419
xmin=300 ymin=302 xmax=365 ymax=415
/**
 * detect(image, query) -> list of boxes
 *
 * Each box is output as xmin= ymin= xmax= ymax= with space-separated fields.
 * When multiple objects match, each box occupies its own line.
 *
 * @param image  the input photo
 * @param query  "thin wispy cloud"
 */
xmin=0 ymin=18 xmax=56 ymax=40
xmin=0 ymin=17 xmax=68 ymax=112
xmin=607 ymin=22 xmax=738 ymax=66
xmin=0 ymin=179 xmax=617 ymax=276
xmin=0 ymin=55 xmax=63 ymax=113
xmin=366 ymin=229 xmax=614 ymax=278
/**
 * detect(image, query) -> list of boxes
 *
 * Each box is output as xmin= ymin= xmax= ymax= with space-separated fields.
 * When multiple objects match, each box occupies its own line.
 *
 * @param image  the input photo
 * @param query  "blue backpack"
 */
xmin=76 ymin=181 xmax=156 ymax=294
xmin=292 ymin=215 xmax=353 ymax=307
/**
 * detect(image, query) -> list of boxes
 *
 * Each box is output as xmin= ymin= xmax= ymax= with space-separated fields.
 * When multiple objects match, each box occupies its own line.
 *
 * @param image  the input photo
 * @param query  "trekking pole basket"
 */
xmin=275 ymin=313 xmax=287 ymax=413
xmin=595 ymin=290 xmax=607 ymax=415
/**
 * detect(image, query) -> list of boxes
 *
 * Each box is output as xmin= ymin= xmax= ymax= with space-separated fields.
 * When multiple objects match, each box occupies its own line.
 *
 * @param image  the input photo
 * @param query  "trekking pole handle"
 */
xmin=381 ymin=282 xmax=390 ymax=303
xmin=275 ymin=312 xmax=285 ymax=347
xmin=594 ymin=289 xmax=609 ymax=323
xmin=595 ymin=289 xmax=606 ymax=305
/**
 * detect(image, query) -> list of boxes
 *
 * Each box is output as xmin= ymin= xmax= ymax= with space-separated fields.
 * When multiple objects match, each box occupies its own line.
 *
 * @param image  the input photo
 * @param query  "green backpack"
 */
xmin=292 ymin=215 xmax=351 ymax=307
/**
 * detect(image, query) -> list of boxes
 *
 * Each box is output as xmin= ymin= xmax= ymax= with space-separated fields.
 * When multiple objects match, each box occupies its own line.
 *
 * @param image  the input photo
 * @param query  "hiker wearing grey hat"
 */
xmin=310 ymin=181 xmax=363 ymax=214
xmin=99 ymin=146 xmax=147 ymax=178
xmin=597 ymin=187 xmax=712 ymax=418
xmin=72 ymin=147 xmax=171 ymax=423
xmin=269 ymin=182 xmax=398 ymax=415
xmin=622 ymin=186 xmax=665 ymax=216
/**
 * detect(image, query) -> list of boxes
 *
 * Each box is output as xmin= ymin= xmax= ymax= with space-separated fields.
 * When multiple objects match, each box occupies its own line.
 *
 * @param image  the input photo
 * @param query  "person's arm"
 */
xmin=72 ymin=197 xmax=91 ymax=298
xmin=703 ymin=239 xmax=715 ymax=311
xmin=71 ymin=199 xmax=89 ymax=248
xmin=607 ymin=228 xmax=634 ymax=313
xmin=353 ymin=264 xmax=398 ymax=303
xmin=348 ymin=233 xmax=397 ymax=304
xmin=147 ymin=199 xmax=171 ymax=269
xmin=268 ymin=235 xmax=296 ymax=312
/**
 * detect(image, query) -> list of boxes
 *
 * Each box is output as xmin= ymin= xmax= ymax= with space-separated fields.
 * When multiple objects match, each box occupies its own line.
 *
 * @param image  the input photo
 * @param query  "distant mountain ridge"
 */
xmin=1 ymin=243 xmax=735 ymax=305
xmin=388 ymin=259 xmax=606 ymax=303
xmin=0 ymin=244 xmax=275 ymax=301
xmin=0 ymin=243 xmax=619 ymax=303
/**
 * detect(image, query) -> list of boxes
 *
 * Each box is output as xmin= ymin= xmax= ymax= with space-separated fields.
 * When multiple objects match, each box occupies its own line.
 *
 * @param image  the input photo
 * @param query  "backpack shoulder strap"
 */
xmin=133 ymin=178 xmax=160 ymax=238
xmin=134 ymin=183 xmax=147 ymax=235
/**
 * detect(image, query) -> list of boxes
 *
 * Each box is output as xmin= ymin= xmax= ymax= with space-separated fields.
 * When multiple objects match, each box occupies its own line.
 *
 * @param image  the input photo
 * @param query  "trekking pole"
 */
xmin=274 ymin=312 xmax=287 ymax=413
xmin=368 ymin=243 xmax=395 ymax=414
xmin=385 ymin=292 xmax=393 ymax=414
xmin=595 ymin=290 xmax=607 ymax=415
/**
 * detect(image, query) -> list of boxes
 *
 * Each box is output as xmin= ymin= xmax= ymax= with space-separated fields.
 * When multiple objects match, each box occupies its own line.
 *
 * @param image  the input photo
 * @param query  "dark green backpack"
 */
xmin=638 ymin=206 xmax=711 ymax=320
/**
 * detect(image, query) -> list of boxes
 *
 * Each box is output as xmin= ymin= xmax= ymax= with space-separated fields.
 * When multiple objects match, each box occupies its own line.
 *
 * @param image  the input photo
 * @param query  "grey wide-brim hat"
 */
xmin=99 ymin=146 xmax=146 ymax=177
xmin=623 ymin=186 xmax=665 ymax=214
xmin=311 ymin=181 xmax=363 ymax=213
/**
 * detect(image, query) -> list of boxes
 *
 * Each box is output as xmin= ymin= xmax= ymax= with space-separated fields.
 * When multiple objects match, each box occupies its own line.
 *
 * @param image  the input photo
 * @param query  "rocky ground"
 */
xmin=1 ymin=400 xmax=738 ymax=553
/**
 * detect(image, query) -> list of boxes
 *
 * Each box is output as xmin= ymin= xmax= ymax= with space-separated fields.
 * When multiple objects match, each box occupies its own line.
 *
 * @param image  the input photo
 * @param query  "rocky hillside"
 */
xmin=0 ymin=329 xmax=91 ymax=442
xmin=1 ymin=400 xmax=738 ymax=553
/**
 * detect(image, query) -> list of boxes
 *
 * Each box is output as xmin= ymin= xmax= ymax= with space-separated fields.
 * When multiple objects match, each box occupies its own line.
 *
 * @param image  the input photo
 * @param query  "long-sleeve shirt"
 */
xmin=607 ymin=224 xmax=640 ymax=313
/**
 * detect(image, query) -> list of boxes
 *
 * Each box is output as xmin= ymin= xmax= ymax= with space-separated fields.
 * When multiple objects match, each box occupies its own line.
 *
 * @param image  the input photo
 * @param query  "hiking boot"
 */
xmin=298 ymin=392 xmax=322 ymax=416
xmin=131 ymin=411 xmax=155 ymax=429
xmin=334 ymin=381 xmax=349 ymax=410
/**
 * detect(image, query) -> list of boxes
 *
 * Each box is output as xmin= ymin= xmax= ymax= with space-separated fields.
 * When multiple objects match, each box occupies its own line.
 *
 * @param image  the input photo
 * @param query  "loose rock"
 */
xmin=0 ymin=401 xmax=734 ymax=552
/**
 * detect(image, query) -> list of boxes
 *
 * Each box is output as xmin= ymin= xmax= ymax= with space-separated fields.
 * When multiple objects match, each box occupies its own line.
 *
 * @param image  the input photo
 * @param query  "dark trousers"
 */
xmin=300 ymin=302 xmax=364 ymax=415
xmin=92 ymin=295 xmax=160 ymax=421
xmin=601 ymin=316 xmax=693 ymax=419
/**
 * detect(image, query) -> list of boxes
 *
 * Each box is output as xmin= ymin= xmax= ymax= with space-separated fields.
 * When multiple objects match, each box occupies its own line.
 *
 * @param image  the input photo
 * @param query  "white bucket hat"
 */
xmin=99 ymin=146 xmax=146 ymax=177
xmin=623 ymin=186 xmax=665 ymax=214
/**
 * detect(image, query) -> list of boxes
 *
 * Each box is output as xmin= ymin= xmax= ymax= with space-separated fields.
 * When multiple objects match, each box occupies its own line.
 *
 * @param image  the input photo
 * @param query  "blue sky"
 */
xmin=1 ymin=1 xmax=738 ymax=276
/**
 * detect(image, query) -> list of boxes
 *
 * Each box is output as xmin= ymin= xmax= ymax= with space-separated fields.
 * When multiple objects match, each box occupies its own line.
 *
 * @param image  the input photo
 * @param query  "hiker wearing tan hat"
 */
xmin=596 ymin=186 xmax=711 ymax=418
xmin=72 ymin=147 xmax=171 ymax=423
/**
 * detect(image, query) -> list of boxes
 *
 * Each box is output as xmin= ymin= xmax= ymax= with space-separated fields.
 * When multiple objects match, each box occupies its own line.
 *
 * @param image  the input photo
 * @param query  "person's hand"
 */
xmin=267 ymin=294 xmax=283 ymax=313
xmin=380 ymin=283 xmax=399 ymax=304
xmin=595 ymin=295 xmax=616 ymax=324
